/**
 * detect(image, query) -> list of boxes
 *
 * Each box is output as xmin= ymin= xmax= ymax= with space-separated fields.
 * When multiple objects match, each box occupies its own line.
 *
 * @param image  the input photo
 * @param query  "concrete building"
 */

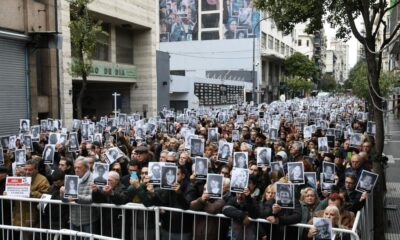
xmin=0 ymin=0 xmax=60 ymax=135
xmin=330 ymin=39 xmax=349 ymax=83
xmin=158 ymin=1 xmax=295 ymax=109
xmin=60 ymin=0 xmax=157 ymax=127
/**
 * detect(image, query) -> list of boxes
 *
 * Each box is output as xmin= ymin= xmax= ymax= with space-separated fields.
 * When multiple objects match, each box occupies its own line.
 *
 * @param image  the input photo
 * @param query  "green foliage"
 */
xmin=284 ymin=52 xmax=317 ymax=80
xmin=319 ymin=73 xmax=337 ymax=92
xmin=68 ymin=0 xmax=105 ymax=77
xmin=347 ymin=61 xmax=398 ymax=100
xmin=287 ymin=76 xmax=314 ymax=94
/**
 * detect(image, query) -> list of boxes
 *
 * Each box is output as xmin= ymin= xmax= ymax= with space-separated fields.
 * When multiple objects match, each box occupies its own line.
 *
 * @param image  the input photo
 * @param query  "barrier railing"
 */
xmin=0 ymin=195 xmax=366 ymax=240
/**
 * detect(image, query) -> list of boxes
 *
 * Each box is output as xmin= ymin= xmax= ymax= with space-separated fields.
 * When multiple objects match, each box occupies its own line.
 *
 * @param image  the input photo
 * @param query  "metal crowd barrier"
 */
xmin=0 ymin=195 xmax=366 ymax=240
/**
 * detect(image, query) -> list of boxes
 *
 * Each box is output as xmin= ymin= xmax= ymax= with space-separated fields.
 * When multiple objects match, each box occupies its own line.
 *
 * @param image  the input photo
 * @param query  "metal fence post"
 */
xmin=155 ymin=207 xmax=160 ymax=240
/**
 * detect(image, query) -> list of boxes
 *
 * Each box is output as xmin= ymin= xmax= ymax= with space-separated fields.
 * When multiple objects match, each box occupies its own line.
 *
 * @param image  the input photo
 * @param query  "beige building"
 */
xmin=60 ymin=0 xmax=157 ymax=128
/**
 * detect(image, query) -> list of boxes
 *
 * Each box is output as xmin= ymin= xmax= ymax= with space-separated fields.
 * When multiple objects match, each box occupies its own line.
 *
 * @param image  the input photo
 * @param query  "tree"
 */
xmin=319 ymin=73 xmax=337 ymax=92
xmin=69 ymin=0 xmax=105 ymax=119
xmin=254 ymin=0 xmax=400 ymax=237
xmin=286 ymin=76 xmax=314 ymax=98
xmin=284 ymin=52 xmax=317 ymax=80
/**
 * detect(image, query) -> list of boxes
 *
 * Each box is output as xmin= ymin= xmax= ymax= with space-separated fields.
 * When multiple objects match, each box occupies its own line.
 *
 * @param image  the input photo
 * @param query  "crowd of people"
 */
xmin=0 ymin=96 xmax=378 ymax=240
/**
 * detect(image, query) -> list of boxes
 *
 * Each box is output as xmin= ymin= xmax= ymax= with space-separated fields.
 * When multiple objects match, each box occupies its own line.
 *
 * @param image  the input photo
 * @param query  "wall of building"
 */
xmin=156 ymin=51 xmax=171 ymax=112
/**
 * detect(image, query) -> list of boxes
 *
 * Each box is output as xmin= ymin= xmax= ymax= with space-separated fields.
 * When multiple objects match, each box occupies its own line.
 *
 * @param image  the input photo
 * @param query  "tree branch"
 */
xmin=343 ymin=0 xmax=365 ymax=43
xmin=372 ymin=0 xmax=385 ymax=38
xmin=360 ymin=0 xmax=371 ymax=35
xmin=381 ymin=21 xmax=400 ymax=49
xmin=383 ymin=0 xmax=400 ymax=15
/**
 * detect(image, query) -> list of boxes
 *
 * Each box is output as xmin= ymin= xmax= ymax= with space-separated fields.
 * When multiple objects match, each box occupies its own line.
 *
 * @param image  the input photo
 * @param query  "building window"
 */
xmin=116 ymin=27 xmax=134 ymax=64
xmin=286 ymin=45 xmax=289 ymax=56
xmin=275 ymin=39 xmax=279 ymax=52
xmin=280 ymin=42 xmax=285 ymax=54
xmin=268 ymin=35 xmax=274 ymax=49
xmin=298 ymin=39 xmax=302 ymax=46
xmin=306 ymin=40 xmax=309 ymax=47
xmin=201 ymin=31 xmax=220 ymax=40
xmin=93 ymin=23 xmax=110 ymax=61
xmin=261 ymin=33 xmax=266 ymax=48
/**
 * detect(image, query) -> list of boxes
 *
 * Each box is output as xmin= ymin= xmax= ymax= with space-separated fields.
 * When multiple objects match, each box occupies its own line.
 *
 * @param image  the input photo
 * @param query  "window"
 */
xmin=261 ymin=33 xmax=266 ymax=48
xmin=298 ymin=39 xmax=302 ymax=46
xmin=286 ymin=45 xmax=289 ymax=56
xmin=268 ymin=35 xmax=274 ymax=49
xmin=116 ymin=27 xmax=133 ymax=64
xmin=201 ymin=31 xmax=220 ymax=40
xmin=93 ymin=23 xmax=110 ymax=61
xmin=275 ymin=39 xmax=279 ymax=52
xmin=281 ymin=42 xmax=285 ymax=54
xmin=306 ymin=40 xmax=309 ymax=47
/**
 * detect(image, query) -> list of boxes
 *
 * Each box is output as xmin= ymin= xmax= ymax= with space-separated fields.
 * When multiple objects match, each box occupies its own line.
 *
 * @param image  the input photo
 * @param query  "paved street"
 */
xmin=384 ymin=113 xmax=400 ymax=239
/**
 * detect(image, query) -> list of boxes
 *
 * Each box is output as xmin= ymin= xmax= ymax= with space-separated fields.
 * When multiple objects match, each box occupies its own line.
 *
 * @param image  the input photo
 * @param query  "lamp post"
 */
xmin=252 ymin=17 xmax=270 ymax=105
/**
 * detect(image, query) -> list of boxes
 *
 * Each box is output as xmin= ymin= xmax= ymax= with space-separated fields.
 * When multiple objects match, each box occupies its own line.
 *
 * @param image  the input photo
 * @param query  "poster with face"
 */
xmin=355 ymin=170 xmax=379 ymax=193
xmin=148 ymin=162 xmax=162 ymax=184
xmin=20 ymin=119 xmax=30 ymax=133
xmin=31 ymin=126 xmax=40 ymax=141
xmin=233 ymin=152 xmax=248 ymax=169
xmin=304 ymin=172 xmax=317 ymax=190
xmin=190 ymin=138 xmax=204 ymax=157
xmin=42 ymin=144 xmax=55 ymax=165
xmin=322 ymin=161 xmax=335 ymax=184
xmin=271 ymin=161 xmax=284 ymax=174
xmin=64 ymin=175 xmax=79 ymax=199
xmin=318 ymin=137 xmax=329 ymax=152
xmin=15 ymin=149 xmax=26 ymax=166
xmin=105 ymin=147 xmax=121 ymax=165
xmin=195 ymin=157 xmax=208 ymax=180
xmin=208 ymin=128 xmax=219 ymax=142
xmin=256 ymin=147 xmax=271 ymax=167
xmin=232 ymin=130 xmax=240 ymax=142
xmin=160 ymin=165 xmax=177 ymax=190
xmin=218 ymin=141 xmax=233 ymax=163
xmin=68 ymin=132 xmax=79 ymax=152
xmin=313 ymin=217 xmax=333 ymax=240
xmin=93 ymin=163 xmax=109 ymax=186
xmin=23 ymin=135 xmax=33 ymax=150
xmin=276 ymin=183 xmax=295 ymax=209
xmin=287 ymin=162 xmax=304 ymax=184
xmin=230 ymin=168 xmax=249 ymax=193
xmin=206 ymin=174 xmax=223 ymax=199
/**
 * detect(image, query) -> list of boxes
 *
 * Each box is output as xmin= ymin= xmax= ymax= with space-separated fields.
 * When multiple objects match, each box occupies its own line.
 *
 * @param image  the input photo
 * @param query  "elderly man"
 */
xmin=61 ymin=157 xmax=99 ymax=235
xmin=92 ymin=171 xmax=129 ymax=238
xmin=12 ymin=160 xmax=49 ymax=238
xmin=345 ymin=154 xmax=365 ymax=180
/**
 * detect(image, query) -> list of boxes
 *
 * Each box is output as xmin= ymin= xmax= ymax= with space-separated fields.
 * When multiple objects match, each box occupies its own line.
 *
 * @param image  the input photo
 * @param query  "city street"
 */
xmin=384 ymin=113 xmax=400 ymax=239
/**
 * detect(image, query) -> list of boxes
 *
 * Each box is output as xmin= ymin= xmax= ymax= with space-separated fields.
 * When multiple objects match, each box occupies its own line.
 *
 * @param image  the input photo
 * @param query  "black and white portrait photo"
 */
xmin=276 ymin=183 xmax=295 ymax=208
xmin=233 ymin=152 xmax=248 ymax=169
xmin=57 ymin=134 xmax=67 ymax=146
xmin=64 ymin=175 xmax=79 ymax=199
xmin=218 ymin=142 xmax=232 ymax=162
xmin=94 ymin=133 xmax=102 ymax=143
xmin=322 ymin=161 xmax=335 ymax=183
xmin=208 ymin=128 xmax=219 ymax=142
xmin=230 ymin=168 xmax=249 ymax=193
xmin=8 ymin=136 xmax=16 ymax=150
xmin=304 ymin=172 xmax=317 ymax=189
xmin=31 ymin=126 xmax=40 ymax=141
xmin=256 ymin=147 xmax=271 ymax=167
xmin=106 ymin=147 xmax=120 ymax=164
xmin=42 ymin=144 xmax=55 ymax=164
xmin=20 ymin=119 xmax=30 ymax=133
xmin=232 ymin=130 xmax=240 ymax=142
xmin=68 ymin=132 xmax=79 ymax=152
xmin=72 ymin=119 xmax=81 ymax=130
xmin=195 ymin=157 xmax=208 ymax=179
xmin=23 ymin=135 xmax=33 ymax=149
xmin=93 ymin=163 xmax=109 ymax=186
xmin=271 ymin=161 xmax=284 ymax=174
xmin=356 ymin=170 xmax=379 ymax=193
xmin=190 ymin=138 xmax=204 ymax=157
xmin=303 ymin=126 xmax=312 ymax=139
xmin=15 ymin=149 xmax=26 ymax=166
xmin=318 ymin=137 xmax=329 ymax=152
xmin=118 ymin=113 xmax=127 ymax=126
xmin=149 ymin=162 xmax=162 ymax=184
xmin=326 ymin=135 xmax=335 ymax=148
xmin=135 ymin=127 xmax=145 ymax=140
xmin=313 ymin=217 xmax=332 ymax=240
xmin=236 ymin=115 xmax=244 ymax=124
xmin=366 ymin=121 xmax=376 ymax=135
xmin=47 ymin=118 xmax=54 ymax=132
xmin=81 ymin=123 xmax=89 ymax=140
xmin=160 ymin=165 xmax=177 ymax=190
xmin=287 ymin=162 xmax=304 ymax=184
xmin=206 ymin=174 xmax=223 ymax=199
xmin=167 ymin=122 xmax=176 ymax=135
xmin=40 ymin=119 xmax=48 ymax=132
xmin=325 ymin=128 xmax=335 ymax=136
xmin=269 ymin=128 xmax=278 ymax=140
xmin=1 ymin=136 xmax=9 ymax=150
xmin=350 ymin=133 xmax=362 ymax=147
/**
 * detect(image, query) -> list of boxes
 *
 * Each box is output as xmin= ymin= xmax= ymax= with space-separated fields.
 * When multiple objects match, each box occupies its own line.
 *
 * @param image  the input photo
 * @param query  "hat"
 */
xmin=135 ymin=146 xmax=148 ymax=153
xmin=275 ymin=151 xmax=287 ymax=161
xmin=0 ymin=166 xmax=8 ymax=173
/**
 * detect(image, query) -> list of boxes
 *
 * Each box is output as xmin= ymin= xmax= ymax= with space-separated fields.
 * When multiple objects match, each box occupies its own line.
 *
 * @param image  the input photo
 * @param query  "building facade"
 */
xmin=0 ymin=0 xmax=60 ymax=135
xmin=60 ymin=0 xmax=157 ymax=127
xmin=159 ymin=0 xmax=295 ymax=109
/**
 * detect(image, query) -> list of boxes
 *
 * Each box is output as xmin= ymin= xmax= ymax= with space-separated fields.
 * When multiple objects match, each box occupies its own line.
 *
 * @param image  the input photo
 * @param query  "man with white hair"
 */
xmin=91 ymin=171 xmax=129 ymax=238
xmin=61 ymin=158 xmax=99 ymax=235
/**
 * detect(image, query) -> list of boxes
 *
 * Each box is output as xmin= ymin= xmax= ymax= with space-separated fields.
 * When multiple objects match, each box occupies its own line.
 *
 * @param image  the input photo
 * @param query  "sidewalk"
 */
xmin=384 ymin=113 xmax=400 ymax=239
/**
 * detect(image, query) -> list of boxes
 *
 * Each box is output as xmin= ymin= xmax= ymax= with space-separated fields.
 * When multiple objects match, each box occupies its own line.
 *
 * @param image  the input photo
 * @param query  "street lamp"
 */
xmin=252 ymin=17 xmax=271 ymax=105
